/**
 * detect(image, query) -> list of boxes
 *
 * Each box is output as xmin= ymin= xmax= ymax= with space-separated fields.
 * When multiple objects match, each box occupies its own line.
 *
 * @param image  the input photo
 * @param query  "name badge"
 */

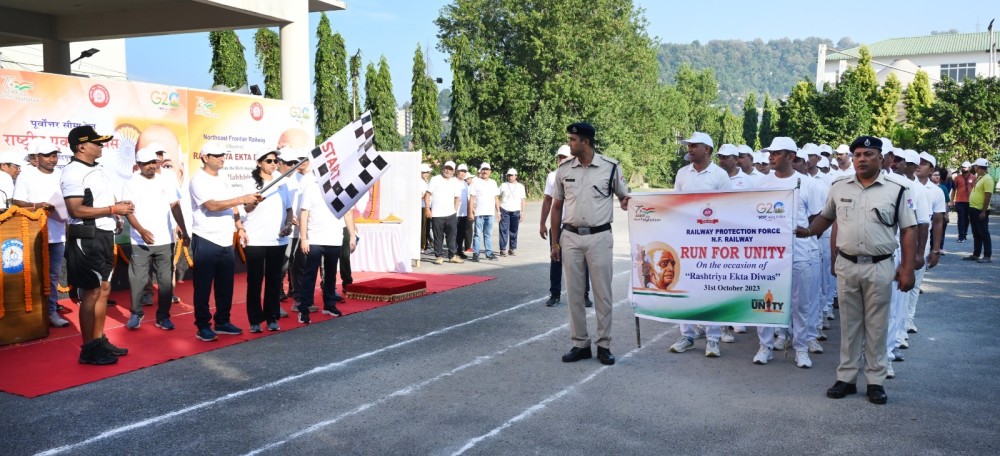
xmin=840 ymin=198 xmax=853 ymax=202
xmin=565 ymin=178 xmax=576 ymax=182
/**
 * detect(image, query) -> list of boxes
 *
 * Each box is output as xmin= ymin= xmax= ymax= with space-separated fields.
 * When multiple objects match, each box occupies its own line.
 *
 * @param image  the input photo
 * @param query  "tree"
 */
xmin=741 ymin=93 xmax=759 ymax=148
xmin=918 ymin=77 xmax=1000 ymax=165
xmin=364 ymin=56 xmax=402 ymax=151
xmin=718 ymin=107 xmax=743 ymax=145
xmin=784 ymin=81 xmax=824 ymax=143
xmin=447 ymin=36 xmax=477 ymax=156
xmin=898 ymin=69 xmax=934 ymax=149
xmin=759 ymin=93 xmax=779 ymax=148
xmin=350 ymin=49 xmax=362 ymax=117
xmin=314 ymin=13 xmax=350 ymax=140
xmin=208 ymin=31 xmax=247 ymax=90
xmin=410 ymin=44 xmax=442 ymax=158
xmin=253 ymin=28 xmax=280 ymax=99
xmin=871 ymin=73 xmax=902 ymax=137
xmin=675 ymin=64 xmax=719 ymax=134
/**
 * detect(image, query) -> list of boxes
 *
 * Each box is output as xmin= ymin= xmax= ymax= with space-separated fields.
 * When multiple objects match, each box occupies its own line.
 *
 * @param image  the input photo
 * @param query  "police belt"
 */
xmin=838 ymin=250 xmax=892 ymax=264
xmin=562 ymin=223 xmax=612 ymax=236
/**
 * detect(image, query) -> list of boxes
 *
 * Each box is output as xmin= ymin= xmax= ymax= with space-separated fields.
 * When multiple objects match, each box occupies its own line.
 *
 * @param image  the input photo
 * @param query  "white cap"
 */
xmin=835 ymin=144 xmax=851 ymax=155
xmin=480 ymin=162 xmax=491 ymax=170
xmin=457 ymin=163 xmax=469 ymax=171
xmin=277 ymin=146 xmax=300 ymax=163
xmin=506 ymin=168 xmax=517 ymax=176
xmin=818 ymin=156 xmax=830 ymax=168
xmin=880 ymin=137 xmax=895 ymax=157
xmin=918 ymin=152 xmax=937 ymax=168
xmin=0 ymin=150 xmax=28 ymax=166
xmin=680 ymin=132 xmax=714 ymax=149
xmin=754 ymin=152 xmax=768 ymax=164
xmin=443 ymin=160 xmax=456 ymax=169
xmin=255 ymin=147 xmax=278 ymax=162
xmin=901 ymin=149 xmax=919 ymax=165
xmin=135 ymin=146 xmax=160 ymax=164
xmin=201 ymin=141 xmax=226 ymax=156
xmin=801 ymin=143 xmax=821 ymax=156
xmin=974 ymin=158 xmax=989 ymax=167
xmin=28 ymin=138 xmax=60 ymax=155
xmin=737 ymin=144 xmax=754 ymax=156
xmin=795 ymin=149 xmax=810 ymax=161
xmin=961 ymin=161 xmax=972 ymax=168
xmin=761 ymin=137 xmax=798 ymax=153
xmin=819 ymin=144 xmax=833 ymax=156
xmin=556 ymin=144 xmax=572 ymax=157
xmin=419 ymin=163 xmax=432 ymax=173
xmin=716 ymin=144 xmax=739 ymax=157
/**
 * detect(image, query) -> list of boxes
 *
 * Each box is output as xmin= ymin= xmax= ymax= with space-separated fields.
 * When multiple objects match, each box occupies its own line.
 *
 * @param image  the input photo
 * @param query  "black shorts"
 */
xmin=65 ymin=230 xmax=115 ymax=289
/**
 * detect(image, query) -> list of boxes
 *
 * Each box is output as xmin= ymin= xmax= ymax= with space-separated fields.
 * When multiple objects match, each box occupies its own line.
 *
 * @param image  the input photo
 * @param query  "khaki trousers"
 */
xmin=562 ymin=230 xmax=614 ymax=349
xmin=834 ymin=255 xmax=895 ymax=386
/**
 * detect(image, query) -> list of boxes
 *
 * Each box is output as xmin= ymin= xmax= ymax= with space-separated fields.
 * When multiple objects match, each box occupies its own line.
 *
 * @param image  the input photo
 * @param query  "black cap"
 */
xmin=567 ymin=122 xmax=596 ymax=139
xmin=849 ymin=135 xmax=882 ymax=153
xmin=68 ymin=125 xmax=113 ymax=151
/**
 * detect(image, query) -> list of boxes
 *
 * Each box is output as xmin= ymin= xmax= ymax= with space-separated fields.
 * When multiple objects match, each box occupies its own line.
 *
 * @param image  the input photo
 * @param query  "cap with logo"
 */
xmin=918 ymin=151 xmax=937 ymax=168
xmin=761 ymin=137 xmax=798 ymax=154
xmin=737 ymin=144 xmax=754 ymax=156
xmin=819 ymin=144 xmax=833 ymax=156
xmin=849 ymin=136 xmax=882 ymax=153
xmin=567 ymin=122 xmax=596 ymax=139
xmin=801 ymin=143 xmax=821 ymax=157
xmin=974 ymin=158 xmax=989 ymax=168
xmin=68 ymin=125 xmax=113 ymax=151
xmin=716 ymin=144 xmax=739 ymax=157
xmin=754 ymin=152 xmax=769 ymax=164
xmin=556 ymin=144 xmax=572 ymax=157
xmin=506 ymin=168 xmax=517 ymax=176
xmin=680 ymin=132 xmax=714 ymax=149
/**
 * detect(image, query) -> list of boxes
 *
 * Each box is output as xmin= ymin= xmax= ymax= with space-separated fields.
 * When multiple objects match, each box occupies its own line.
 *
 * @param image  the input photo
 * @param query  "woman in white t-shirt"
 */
xmin=242 ymin=149 xmax=293 ymax=332
xmin=296 ymin=185 xmax=356 ymax=323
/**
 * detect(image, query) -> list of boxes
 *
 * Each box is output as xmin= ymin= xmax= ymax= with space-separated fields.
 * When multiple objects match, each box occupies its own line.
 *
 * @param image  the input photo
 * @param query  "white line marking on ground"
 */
xmin=34 ymin=271 xmax=629 ymax=456
xmin=450 ymin=329 xmax=672 ymax=456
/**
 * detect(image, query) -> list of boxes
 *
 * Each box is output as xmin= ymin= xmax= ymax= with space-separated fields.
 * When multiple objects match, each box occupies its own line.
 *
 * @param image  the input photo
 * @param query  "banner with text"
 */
xmin=628 ymin=190 xmax=796 ymax=327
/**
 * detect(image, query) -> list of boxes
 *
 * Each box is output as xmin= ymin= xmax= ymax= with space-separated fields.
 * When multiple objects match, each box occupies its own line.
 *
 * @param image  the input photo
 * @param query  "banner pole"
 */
xmin=258 ymin=158 xmax=306 ymax=194
xmin=635 ymin=316 xmax=642 ymax=348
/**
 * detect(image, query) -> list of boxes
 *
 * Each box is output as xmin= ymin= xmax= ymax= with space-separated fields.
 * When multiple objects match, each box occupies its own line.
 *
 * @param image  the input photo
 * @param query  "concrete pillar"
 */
xmin=279 ymin=0 xmax=310 ymax=104
xmin=42 ymin=39 xmax=71 ymax=75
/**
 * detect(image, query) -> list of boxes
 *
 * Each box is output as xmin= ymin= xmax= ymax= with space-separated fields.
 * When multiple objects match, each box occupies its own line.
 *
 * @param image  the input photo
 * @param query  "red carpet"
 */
xmin=0 ymin=271 xmax=492 ymax=398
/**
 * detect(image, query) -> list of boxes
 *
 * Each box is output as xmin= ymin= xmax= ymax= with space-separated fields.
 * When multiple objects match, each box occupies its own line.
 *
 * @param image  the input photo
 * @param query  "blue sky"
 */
xmin=126 ymin=0 xmax=994 ymax=107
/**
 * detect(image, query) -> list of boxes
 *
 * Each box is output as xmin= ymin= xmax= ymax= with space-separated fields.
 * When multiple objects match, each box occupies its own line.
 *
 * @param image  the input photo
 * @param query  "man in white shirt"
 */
xmin=912 ymin=152 xmax=946 ymax=335
xmin=717 ymin=144 xmax=752 ymax=190
xmin=499 ymin=168 xmax=527 ymax=256
xmin=122 ymin=146 xmax=190 ymax=331
xmin=669 ymin=132 xmax=732 ymax=358
xmin=188 ymin=142 xmax=263 ymax=342
xmin=61 ymin=126 xmax=135 ymax=365
xmin=455 ymin=164 xmax=473 ymax=258
xmin=420 ymin=163 xmax=433 ymax=252
xmin=12 ymin=141 xmax=70 ymax=327
xmin=0 ymin=150 xmax=24 ymax=210
xmin=737 ymin=144 xmax=763 ymax=185
xmin=469 ymin=162 xmax=500 ymax=261
xmin=424 ymin=160 xmax=464 ymax=264
xmin=832 ymin=144 xmax=854 ymax=179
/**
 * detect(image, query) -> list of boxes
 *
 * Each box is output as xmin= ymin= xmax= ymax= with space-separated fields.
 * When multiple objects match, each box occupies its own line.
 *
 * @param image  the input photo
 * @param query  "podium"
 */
xmin=0 ymin=207 xmax=51 ymax=345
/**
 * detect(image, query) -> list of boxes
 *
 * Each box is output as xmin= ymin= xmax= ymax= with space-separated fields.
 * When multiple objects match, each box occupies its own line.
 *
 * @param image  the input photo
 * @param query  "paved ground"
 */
xmin=3 ymin=201 xmax=998 ymax=455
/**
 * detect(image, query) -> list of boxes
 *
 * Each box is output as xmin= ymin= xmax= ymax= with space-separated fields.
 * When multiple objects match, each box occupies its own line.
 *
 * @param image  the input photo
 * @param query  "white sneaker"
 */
xmin=774 ymin=337 xmax=789 ymax=351
xmin=808 ymin=339 xmax=824 ymax=354
xmin=817 ymin=329 xmax=828 ymax=341
xmin=822 ymin=319 xmax=831 ymax=330
xmin=898 ymin=338 xmax=909 ymax=349
xmin=825 ymin=311 xmax=836 ymax=321
xmin=705 ymin=340 xmax=721 ymax=357
xmin=733 ymin=325 xmax=747 ymax=333
xmin=795 ymin=350 xmax=812 ymax=368
xmin=720 ymin=326 xmax=735 ymax=343
xmin=693 ymin=325 xmax=706 ymax=339
xmin=669 ymin=337 xmax=694 ymax=353
xmin=905 ymin=319 xmax=918 ymax=334
xmin=49 ymin=311 xmax=70 ymax=328
xmin=752 ymin=345 xmax=773 ymax=364
xmin=886 ymin=361 xmax=895 ymax=379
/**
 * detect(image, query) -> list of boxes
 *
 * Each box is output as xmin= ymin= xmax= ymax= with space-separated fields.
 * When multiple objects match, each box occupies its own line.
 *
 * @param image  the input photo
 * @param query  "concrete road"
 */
xmin=2 ymin=201 xmax=998 ymax=455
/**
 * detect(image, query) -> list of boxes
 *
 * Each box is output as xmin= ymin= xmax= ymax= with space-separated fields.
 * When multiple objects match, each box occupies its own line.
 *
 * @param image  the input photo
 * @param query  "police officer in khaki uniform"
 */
xmin=796 ymin=136 xmax=917 ymax=405
xmin=550 ymin=122 xmax=630 ymax=365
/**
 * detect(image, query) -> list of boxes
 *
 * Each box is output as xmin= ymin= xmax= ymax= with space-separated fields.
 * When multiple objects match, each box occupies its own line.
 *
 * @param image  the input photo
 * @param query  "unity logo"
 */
xmin=750 ymin=289 xmax=784 ymax=312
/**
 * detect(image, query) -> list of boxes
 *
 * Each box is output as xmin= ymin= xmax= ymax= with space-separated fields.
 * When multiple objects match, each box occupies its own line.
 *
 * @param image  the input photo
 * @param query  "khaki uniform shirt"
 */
xmin=552 ymin=154 xmax=629 ymax=227
xmin=820 ymin=172 xmax=917 ymax=257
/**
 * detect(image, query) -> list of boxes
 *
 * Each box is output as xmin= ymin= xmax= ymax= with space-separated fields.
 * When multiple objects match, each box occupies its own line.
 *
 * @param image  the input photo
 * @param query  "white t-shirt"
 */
xmin=922 ymin=179 xmax=947 ymax=215
xmin=0 ymin=172 xmax=14 ymax=210
xmin=458 ymin=181 xmax=472 ymax=217
xmin=122 ymin=172 xmax=180 ymax=247
xmin=241 ymin=178 xmax=291 ymax=247
xmin=499 ymin=181 xmax=527 ymax=212
xmin=189 ymin=168 xmax=237 ymax=247
xmin=470 ymin=177 xmax=500 ymax=216
xmin=426 ymin=174 xmax=461 ymax=217
xmin=13 ymin=169 xmax=68 ymax=243
xmin=300 ymin=185 xmax=345 ymax=246
xmin=728 ymin=169 xmax=754 ymax=190
xmin=674 ymin=162 xmax=732 ymax=192
xmin=756 ymin=171 xmax=822 ymax=262
xmin=905 ymin=176 xmax=932 ymax=225
xmin=284 ymin=171 xmax=312 ymax=238
xmin=810 ymin=173 xmax=831 ymax=238
xmin=60 ymin=159 xmax=117 ymax=231
xmin=544 ymin=170 xmax=557 ymax=197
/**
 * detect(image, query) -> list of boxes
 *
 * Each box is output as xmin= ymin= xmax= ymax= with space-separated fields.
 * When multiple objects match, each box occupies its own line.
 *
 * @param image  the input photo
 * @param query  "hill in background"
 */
xmin=657 ymin=37 xmax=859 ymax=109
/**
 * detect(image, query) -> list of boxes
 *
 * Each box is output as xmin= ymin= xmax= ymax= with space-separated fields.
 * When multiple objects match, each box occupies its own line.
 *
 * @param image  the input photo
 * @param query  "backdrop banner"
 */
xmin=628 ymin=189 xmax=796 ymax=328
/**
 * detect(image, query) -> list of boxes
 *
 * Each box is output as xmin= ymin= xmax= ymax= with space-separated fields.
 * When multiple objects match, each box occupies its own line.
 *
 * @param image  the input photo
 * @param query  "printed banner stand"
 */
xmin=628 ymin=189 xmax=798 ymax=346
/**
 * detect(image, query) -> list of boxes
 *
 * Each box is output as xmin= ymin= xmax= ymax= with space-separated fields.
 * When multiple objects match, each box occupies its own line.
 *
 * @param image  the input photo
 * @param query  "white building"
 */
xmin=816 ymin=31 xmax=1000 ymax=90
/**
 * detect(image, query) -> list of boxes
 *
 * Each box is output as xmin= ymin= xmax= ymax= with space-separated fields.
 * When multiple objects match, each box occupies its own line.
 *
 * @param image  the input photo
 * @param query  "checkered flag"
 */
xmin=308 ymin=111 xmax=389 ymax=218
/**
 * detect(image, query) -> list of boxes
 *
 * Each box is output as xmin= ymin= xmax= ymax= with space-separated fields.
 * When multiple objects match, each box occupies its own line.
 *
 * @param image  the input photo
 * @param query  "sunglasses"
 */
xmin=206 ymin=154 xmax=225 ymax=159
xmin=261 ymin=158 xmax=278 ymax=164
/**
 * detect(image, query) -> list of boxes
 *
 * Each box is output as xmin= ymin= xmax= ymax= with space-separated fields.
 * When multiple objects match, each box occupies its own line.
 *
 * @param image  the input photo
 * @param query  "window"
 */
xmin=940 ymin=63 xmax=976 ymax=82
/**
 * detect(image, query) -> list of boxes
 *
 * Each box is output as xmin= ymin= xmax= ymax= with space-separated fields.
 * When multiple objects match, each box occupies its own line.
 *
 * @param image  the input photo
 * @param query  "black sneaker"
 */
xmin=298 ymin=313 xmax=310 ymax=324
xmin=322 ymin=305 xmax=343 ymax=317
xmin=471 ymin=254 xmax=480 ymax=262
xmin=196 ymin=327 xmax=218 ymax=341
xmin=487 ymin=254 xmax=498 ymax=261
xmin=214 ymin=322 xmax=244 ymax=335
xmin=79 ymin=340 xmax=118 ymax=365
xmin=99 ymin=336 xmax=128 ymax=356
xmin=585 ymin=295 xmax=594 ymax=308
xmin=545 ymin=295 xmax=560 ymax=307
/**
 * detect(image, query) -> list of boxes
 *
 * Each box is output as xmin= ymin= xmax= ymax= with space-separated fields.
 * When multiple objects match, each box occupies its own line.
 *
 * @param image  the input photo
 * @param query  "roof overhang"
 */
xmin=0 ymin=0 xmax=346 ymax=46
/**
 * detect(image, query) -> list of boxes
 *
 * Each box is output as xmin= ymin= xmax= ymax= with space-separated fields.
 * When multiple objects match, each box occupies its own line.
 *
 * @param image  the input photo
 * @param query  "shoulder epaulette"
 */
xmin=883 ymin=173 xmax=910 ymax=188
xmin=596 ymin=154 xmax=619 ymax=165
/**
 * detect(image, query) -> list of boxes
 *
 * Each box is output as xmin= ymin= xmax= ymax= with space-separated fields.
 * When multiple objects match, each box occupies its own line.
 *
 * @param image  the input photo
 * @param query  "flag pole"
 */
xmin=258 ymin=158 xmax=306 ymax=195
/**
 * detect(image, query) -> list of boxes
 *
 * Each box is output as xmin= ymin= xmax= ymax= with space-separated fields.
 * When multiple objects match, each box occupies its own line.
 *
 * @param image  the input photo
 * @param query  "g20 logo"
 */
xmin=756 ymin=201 xmax=786 ymax=214
xmin=150 ymin=91 xmax=181 ymax=109
xmin=290 ymin=106 xmax=312 ymax=120
xmin=250 ymin=102 xmax=264 ymax=121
